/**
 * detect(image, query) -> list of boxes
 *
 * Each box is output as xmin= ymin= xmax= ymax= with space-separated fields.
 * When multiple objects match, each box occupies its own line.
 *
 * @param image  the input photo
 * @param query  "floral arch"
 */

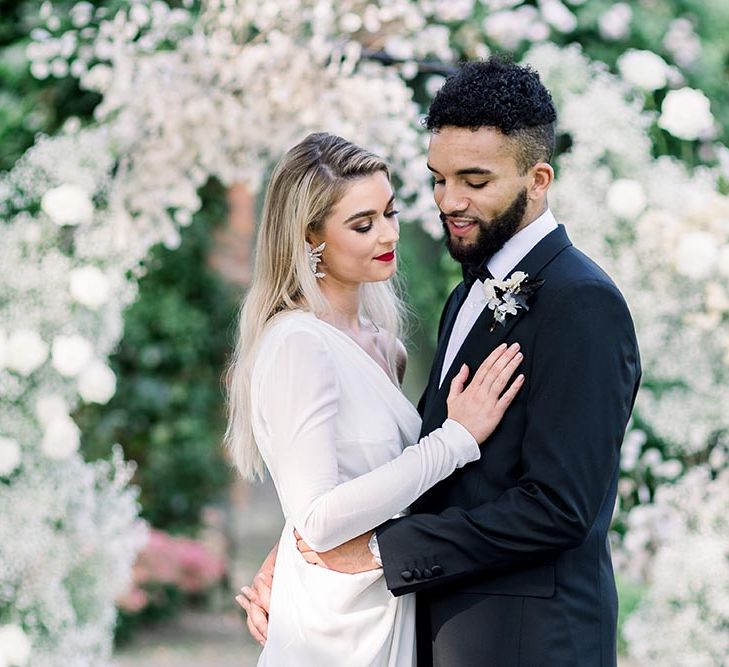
xmin=1 ymin=1 xmax=728 ymax=664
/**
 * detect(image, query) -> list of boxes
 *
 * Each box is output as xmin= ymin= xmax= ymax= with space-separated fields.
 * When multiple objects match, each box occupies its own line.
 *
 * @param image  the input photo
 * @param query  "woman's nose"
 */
xmin=380 ymin=221 xmax=399 ymax=244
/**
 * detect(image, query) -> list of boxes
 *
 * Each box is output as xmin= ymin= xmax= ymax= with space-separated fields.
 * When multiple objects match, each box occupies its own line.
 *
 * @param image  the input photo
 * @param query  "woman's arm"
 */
xmin=257 ymin=327 xmax=522 ymax=552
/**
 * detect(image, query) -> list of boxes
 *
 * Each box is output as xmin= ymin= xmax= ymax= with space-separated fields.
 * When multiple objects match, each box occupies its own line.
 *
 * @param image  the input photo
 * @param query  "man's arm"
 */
xmin=236 ymin=542 xmax=277 ymax=645
xmin=378 ymin=280 xmax=641 ymax=595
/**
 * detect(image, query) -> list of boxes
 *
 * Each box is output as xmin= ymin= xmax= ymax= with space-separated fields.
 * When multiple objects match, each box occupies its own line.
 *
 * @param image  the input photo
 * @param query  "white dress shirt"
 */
xmin=439 ymin=208 xmax=558 ymax=387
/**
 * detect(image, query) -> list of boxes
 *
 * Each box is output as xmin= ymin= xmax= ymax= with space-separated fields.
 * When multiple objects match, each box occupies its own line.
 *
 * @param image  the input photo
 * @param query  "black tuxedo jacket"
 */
xmin=377 ymin=225 xmax=641 ymax=666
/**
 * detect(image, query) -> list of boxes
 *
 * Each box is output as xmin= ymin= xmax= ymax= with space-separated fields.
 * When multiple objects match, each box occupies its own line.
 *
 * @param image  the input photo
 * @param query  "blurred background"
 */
xmin=1 ymin=1 xmax=728 ymax=665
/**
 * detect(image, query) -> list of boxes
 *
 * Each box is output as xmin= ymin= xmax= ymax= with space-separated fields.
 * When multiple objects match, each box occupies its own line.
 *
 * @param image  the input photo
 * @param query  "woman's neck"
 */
xmin=318 ymin=279 xmax=362 ymax=332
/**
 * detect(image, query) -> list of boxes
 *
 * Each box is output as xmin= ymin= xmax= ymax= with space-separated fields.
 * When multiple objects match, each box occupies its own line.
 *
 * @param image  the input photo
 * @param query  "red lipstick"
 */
xmin=374 ymin=251 xmax=396 ymax=262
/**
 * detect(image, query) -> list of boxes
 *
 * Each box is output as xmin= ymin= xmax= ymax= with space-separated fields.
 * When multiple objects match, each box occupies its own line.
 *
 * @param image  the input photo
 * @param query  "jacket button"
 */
xmin=400 ymin=570 xmax=413 ymax=582
xmin=412 ymin=568 xmax=422 ymax=580
xmin=431 ymin=565 xmax=443 ymax=576
xmin=423 ymin=568 xmax=433 ymax=579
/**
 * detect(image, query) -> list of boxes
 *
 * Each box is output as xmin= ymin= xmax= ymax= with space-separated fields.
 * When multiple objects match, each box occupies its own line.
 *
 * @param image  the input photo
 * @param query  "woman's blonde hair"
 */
xmin=224 ymin=132 xmax=405 ymax=480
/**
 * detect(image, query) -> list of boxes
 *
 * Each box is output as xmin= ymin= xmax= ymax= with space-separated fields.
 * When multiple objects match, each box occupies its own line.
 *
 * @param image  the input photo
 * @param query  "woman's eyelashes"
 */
xmin=352 ymin=210 xmax=399 ymax=233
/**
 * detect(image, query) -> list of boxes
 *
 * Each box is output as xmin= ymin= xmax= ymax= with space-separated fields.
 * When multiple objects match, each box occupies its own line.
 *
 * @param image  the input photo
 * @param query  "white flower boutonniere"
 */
xmin=482 ymin=271 xmax=545 ymax=332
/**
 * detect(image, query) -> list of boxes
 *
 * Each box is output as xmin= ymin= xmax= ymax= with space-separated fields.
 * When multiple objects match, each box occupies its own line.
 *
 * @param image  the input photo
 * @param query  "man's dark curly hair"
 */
xmin=425 ymin=57 xmax=557 ymax=174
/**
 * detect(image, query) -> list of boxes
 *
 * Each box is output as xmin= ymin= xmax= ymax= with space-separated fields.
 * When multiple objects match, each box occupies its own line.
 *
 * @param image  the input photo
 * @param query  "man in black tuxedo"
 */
xmin=240 ymin=57 xmax=641 ymax=666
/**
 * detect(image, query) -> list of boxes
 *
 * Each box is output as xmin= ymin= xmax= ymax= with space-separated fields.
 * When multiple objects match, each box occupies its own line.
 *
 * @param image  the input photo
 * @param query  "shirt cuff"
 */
xmin=442 ymin=418 xmax=481 ymax=466
xmin=368 ymin=532 xmax=383 ymax=567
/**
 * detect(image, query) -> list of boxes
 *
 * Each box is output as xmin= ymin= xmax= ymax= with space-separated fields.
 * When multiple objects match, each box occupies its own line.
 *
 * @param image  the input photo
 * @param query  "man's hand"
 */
xmin=235 ymin=543 xmax=277 ymax=646
xmin=295 ymin=530 xmax=380 ymax=573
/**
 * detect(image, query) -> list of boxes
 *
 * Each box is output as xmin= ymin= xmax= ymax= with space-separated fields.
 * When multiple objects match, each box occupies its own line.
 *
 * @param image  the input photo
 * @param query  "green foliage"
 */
xmin=0 ymin=1 xmax=101 ymax=171
xmin=75 ymin=179 xmax=237 ymax=531
xmin=617 ymin=575 xmax=644 ymax=654
xmin=114 ymin=584 xmax=186 ymax=644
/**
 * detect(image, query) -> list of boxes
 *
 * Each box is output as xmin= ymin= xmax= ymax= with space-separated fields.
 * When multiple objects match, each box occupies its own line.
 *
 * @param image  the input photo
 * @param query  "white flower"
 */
xmin=663 ymin=18 xmax=701 ymax=68
xmin=538 ymin=0 xmax=577 ymax=33
xmin=0 ymin=624 xmax=32 ymax=665
xmin=641 ymin=447 xmax=662 ymax=469
xmin=653 ymin=459 xmax=682 ymax=479
xmin=5 ymin=330 xmax=49 ymax=376
xmin=659 ymin=88 xmax=715 ymax=141
xmin=425 ymin=75 xmax=446 ymax=99
xmin=598 ymin=3 xmax=632 ymax=41
xmin=338 ymin=13 xmax=362 ymax=33
xmin=34 ymin=394 xmax=71 ymax=427
xmin=30 ymin=60 xmax=49 ymax=80
xmin=51 ymin=334 xmax=94 ymax=377
xmin=674 ymin=231 xmax=719 ymax=279
xmin=129 ymin=4 xmax=150 ymax=27
xmin=0 ymin=437 xmax=22 ymax=477
xmin=705 ymin=282 xmax=729 ymax=313
xmin=383 ymin=36 xmax=414 ymax=61
xmin=606 ymin=179 xmax=647 ymax=219
xmin=617 ymin=50 xmax=669 ymax=91
xmin=40 ymin=183 xmax=94 ymax=226
xmin=433 ymin=0 xmax=475 ymax=22
xmin=82 ymin=63 xmax=113 ymax=92
xmin=718 ymin=245 xmax=729 ymax=278
xmin=505 ymin=271 xmax=527 ymax=289
xmin=0 ymin=329 xmax=6 ymax=371
xmin=500 ymin=293 xmax=519 ymax=315
xmin=483 ymin=7 xmax=541 ymax=50
xmin=482 ymin=281 xmax=502 ymax=309
xmin=41 ymin=414 xmax=81 ymax=460
xmin=69 ymin=265 xmax=111 ymax=309
xmin=77 ymin=360 xmax=117 ymax=404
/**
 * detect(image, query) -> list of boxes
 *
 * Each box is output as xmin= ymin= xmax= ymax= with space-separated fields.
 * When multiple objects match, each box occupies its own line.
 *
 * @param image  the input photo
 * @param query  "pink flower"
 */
xmin=116 ymin=527 xmax=227 ymax=613
xmin=116 ymin=586 xmax=149 ymax=613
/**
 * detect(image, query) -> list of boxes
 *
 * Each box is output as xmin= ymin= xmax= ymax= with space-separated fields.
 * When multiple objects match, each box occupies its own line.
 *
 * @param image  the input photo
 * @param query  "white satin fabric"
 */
xmin=250 ymin=311 xmax=479 ymax=666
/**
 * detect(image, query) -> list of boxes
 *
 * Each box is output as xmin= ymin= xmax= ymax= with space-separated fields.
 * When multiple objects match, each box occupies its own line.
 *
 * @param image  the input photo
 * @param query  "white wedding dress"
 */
xmin=251 ymin=311 xmax=479 ymax=666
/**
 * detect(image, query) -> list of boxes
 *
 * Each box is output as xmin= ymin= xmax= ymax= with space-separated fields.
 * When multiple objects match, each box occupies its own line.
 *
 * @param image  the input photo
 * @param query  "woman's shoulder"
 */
xmin=254 ymin=311 xmax=332 ymax=372
xmin=262 ymin=309 xmax=318 ymax=339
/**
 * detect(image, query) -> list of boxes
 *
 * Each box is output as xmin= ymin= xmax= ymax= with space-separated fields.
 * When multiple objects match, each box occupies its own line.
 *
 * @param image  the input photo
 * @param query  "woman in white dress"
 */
xmin=225 ymin=133 xmax=524 ymax=666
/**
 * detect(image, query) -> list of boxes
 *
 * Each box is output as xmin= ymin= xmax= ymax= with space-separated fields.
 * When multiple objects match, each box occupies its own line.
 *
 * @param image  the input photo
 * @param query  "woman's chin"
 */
xmin=370 ymin=263 xmax=398 ymax=282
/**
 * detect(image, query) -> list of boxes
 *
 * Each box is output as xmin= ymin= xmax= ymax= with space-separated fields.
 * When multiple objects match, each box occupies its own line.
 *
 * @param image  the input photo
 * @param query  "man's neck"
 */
xmin=515 ymin=200 xmax=548 ymax=235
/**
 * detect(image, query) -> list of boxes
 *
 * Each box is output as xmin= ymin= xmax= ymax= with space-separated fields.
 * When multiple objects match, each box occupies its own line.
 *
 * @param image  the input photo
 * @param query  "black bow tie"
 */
xmin=462 ymin=263 xmax=494 ymax=290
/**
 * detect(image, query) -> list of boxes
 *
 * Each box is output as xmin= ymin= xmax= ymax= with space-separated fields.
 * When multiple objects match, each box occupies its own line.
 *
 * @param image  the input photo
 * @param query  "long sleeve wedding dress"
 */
xmin=250 ymin=311 xmax=479 ymax=666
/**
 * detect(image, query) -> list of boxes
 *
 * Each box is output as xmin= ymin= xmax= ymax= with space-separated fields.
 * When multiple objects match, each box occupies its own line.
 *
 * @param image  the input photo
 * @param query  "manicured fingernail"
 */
xmin=511 ymin=343 xmax=520 ymax=350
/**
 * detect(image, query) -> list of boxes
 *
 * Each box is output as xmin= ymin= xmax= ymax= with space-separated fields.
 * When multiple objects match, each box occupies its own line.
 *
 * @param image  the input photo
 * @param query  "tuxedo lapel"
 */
xmin=423 ymin=225 xmax=573 ymax=428
xmin=420 ymin=282 xmax=467 ymax=418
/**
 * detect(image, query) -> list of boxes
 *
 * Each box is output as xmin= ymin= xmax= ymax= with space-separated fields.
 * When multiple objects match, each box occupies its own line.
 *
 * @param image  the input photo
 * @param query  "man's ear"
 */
xmin=528 ymin=162 xmax=554 ymax=200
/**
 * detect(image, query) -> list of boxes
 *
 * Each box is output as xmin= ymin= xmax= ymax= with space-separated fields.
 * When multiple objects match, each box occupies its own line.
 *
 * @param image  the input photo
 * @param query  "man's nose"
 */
xmin=437 ymin=186 xmax=468 ymax=215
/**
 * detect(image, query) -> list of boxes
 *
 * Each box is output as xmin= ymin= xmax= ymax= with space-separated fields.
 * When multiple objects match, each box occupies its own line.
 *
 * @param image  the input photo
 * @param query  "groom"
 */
xmin=240 ymin=57 xmax=641 ymax=665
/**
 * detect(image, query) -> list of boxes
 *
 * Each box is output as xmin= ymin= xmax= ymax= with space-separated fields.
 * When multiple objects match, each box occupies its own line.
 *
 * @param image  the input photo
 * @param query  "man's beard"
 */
xmin=441 ymin=187 xmax=528 ymax=266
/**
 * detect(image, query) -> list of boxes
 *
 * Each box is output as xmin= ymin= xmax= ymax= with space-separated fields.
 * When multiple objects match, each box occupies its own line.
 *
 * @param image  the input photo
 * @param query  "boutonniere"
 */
xmin=482 ymin=271 xmax=545 ymax=332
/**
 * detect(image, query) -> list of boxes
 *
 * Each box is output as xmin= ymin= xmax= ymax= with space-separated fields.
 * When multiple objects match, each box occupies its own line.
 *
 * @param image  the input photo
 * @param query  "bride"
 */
xmin=225 ymin=132 xmax=524 ymax=666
